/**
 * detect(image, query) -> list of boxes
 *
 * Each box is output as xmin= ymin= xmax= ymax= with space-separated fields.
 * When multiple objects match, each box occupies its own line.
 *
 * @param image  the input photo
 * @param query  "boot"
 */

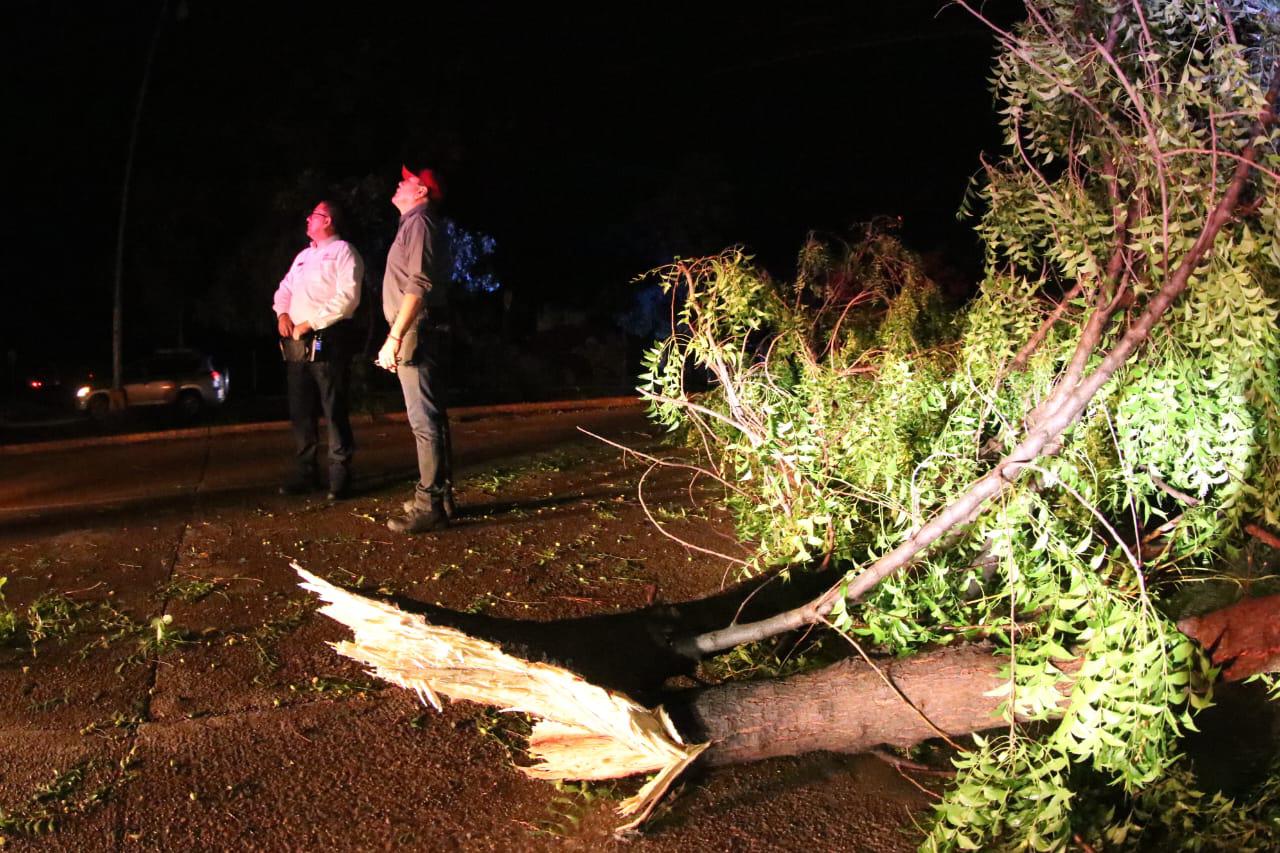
xmin=403 ymin=489 xmax=456 ymax=519
xmin=388 ymin=505 xmax=448 ymax=534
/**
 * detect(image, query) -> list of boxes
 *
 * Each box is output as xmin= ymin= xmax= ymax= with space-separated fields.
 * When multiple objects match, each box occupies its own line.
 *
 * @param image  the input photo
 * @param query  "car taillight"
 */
xmin=29 ymin=380 xmax=43 ymax=389
xmin=210 ymin=370 xmax=222 ymax=384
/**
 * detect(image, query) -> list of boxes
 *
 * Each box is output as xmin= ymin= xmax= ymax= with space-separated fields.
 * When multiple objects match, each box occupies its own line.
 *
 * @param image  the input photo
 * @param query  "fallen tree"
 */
xmin=632 ymin=2 xmax=1280 ymax=848
xmin=299 ymin=2 xmax=1280 ymax=849
xmin=297 ymin=571 xmax=1280 ymax=838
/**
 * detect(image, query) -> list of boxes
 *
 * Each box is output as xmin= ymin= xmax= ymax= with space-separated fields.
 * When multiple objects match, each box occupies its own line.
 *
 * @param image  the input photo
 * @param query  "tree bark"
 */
xmin=671 ymin=644 xmax=1026 ymax=767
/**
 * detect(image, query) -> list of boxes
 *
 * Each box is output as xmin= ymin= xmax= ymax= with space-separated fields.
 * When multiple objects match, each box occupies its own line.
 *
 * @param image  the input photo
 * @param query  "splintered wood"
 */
xmin=295 ymin=564 xmax=708 ymax=833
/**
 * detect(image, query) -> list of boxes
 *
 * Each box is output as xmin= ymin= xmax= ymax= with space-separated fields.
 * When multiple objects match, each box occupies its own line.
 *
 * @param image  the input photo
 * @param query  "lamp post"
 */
xmin=111 ymin=0 xmax=168 ymax=404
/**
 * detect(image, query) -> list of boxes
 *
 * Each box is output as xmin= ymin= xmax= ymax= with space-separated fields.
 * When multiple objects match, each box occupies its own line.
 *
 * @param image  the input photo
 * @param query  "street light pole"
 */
xmin=112 ymin=0 xmax=168 ymax=398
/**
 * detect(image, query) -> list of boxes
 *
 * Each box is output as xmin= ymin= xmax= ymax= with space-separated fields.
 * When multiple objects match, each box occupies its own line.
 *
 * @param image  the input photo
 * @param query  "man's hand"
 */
xmin=291 ymin=321 xmax=314 ymax=340
xmin=277 ymin=313 xmax=294 ymax=338
xmin=375 ymin=336 xmax=401 ymax=372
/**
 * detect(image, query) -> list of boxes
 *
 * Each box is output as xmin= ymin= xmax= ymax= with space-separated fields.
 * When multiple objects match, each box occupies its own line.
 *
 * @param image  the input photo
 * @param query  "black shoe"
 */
xmin=327 ymin=487 xmax=352 ymax=501
xmin=387 ymin=507 xmax=449 ymax=534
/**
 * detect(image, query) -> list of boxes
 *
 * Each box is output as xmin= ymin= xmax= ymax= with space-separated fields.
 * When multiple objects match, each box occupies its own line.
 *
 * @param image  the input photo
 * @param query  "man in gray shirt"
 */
xmin=376 ymin=165 xmax=454 ymax=533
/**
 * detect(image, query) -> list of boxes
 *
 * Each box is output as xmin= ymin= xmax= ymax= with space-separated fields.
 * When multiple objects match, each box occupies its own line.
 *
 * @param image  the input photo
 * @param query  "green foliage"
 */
xmin=0 ymin=577 xmax=18 ymax=643
xmin=639 ymin=1 xmax=1280 ymax=849
xmin=236 ymin=598 xmax=313 ymax=673
xmin=699 ymin=634 xmax=841 ymax=683
xmin=25 ymin=594 xmax=86 ymax=647
xmin=528 ymin=779 xmax=622 ymax=839
xmin=287 ymin=675 xmax=380 ymax=698
xmin=0 ymin=748 xmax=137 ymax=841
xmin=158 ymin=575 xmax=220 ymax=603
xmin=0 ymin=589 xmax=94 ymax=654
xmin=640 ymin=233 xmax=954 ymax=576
xmin=139 ymin=614 xmax=185 ymax=655
xmin=472 ymin=707 xmax=533 ymax=762
xmin=1092 ymin=756 xmax=1280 ymax=851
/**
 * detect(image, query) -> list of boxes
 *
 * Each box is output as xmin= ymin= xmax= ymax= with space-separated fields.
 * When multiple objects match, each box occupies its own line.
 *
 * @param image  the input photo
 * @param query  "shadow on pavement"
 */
xmin=375 ymin=563 xmax=845 ymax=701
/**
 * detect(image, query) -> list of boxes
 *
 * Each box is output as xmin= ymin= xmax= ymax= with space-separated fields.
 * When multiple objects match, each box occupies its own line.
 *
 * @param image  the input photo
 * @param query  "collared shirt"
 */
xmin=382 ymin=202 xmax=446 ymax=328
xmin=272 ymin=238 xmax=363 ymax=330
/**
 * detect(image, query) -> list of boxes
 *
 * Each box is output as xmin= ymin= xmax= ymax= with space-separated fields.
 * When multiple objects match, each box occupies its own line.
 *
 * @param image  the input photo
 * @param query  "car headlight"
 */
xmin=76 ymin=386 xmax=91 ymax=399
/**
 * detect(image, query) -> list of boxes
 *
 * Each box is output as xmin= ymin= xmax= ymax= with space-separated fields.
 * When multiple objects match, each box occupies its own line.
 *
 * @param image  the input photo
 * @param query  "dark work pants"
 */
xmin=286 ymin=358 xmax=355 ymax=487
xmin=397 ymin=347 xmax=453 ymax=509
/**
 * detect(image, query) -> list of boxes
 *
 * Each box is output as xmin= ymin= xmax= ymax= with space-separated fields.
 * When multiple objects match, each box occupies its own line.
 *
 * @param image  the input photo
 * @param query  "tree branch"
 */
xmin=673 ymin=62 xmax=1278 ymax=659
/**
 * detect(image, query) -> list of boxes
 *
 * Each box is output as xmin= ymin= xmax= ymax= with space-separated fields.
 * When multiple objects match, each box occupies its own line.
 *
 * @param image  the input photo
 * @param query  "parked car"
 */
xmin=3 ymin=363 xmax=94 ymax=423
xmin=75 ymin=349 xmax=229 ymax=419
xmin=16 ymin=364 xmax=83 ymax=410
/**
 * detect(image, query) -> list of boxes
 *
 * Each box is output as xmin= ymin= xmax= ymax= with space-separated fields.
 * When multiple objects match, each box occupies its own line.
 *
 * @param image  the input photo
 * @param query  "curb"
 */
xmin=0 ymin=396 xmax=644 ymax=457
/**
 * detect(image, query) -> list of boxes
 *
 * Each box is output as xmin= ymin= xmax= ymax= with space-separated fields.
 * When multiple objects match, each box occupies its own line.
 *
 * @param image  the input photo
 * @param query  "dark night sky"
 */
xmin=6 ymin=1 xmax=1020 ymax=367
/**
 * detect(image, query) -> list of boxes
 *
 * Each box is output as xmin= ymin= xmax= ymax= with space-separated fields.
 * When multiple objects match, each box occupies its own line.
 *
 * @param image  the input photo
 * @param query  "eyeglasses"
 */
xmin=307 ymin=210 xmax=331 ymax=220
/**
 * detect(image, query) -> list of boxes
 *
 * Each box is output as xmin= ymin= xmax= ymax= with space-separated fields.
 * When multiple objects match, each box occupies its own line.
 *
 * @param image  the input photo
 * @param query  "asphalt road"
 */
xmin=0 ymin=395 xmax=928 ymax=852
xmin=0 ymin=401 xmax=649 ymax=530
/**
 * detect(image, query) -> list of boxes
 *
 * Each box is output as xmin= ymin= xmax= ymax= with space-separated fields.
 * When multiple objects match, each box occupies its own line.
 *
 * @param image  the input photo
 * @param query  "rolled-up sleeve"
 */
xmin=398 ymin=217 xmax=434 ymax=301
xmin=272 ymin=258 xmax=297 ymax=317
xmin=313 ymin=243 xmax=364 ymax=330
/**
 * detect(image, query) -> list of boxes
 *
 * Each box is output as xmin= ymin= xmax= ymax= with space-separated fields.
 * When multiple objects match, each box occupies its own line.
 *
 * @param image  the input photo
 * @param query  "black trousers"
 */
xmin=286 ymin=357 xmax=355 ymax=486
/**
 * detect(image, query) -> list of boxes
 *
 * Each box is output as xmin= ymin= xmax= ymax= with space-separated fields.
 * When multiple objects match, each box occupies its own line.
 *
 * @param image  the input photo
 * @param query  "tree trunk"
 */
xmin=669 ymin=594 xmax=1280 ymax=768
xmin=671 ymin=644 xmax=1026 ymax=767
